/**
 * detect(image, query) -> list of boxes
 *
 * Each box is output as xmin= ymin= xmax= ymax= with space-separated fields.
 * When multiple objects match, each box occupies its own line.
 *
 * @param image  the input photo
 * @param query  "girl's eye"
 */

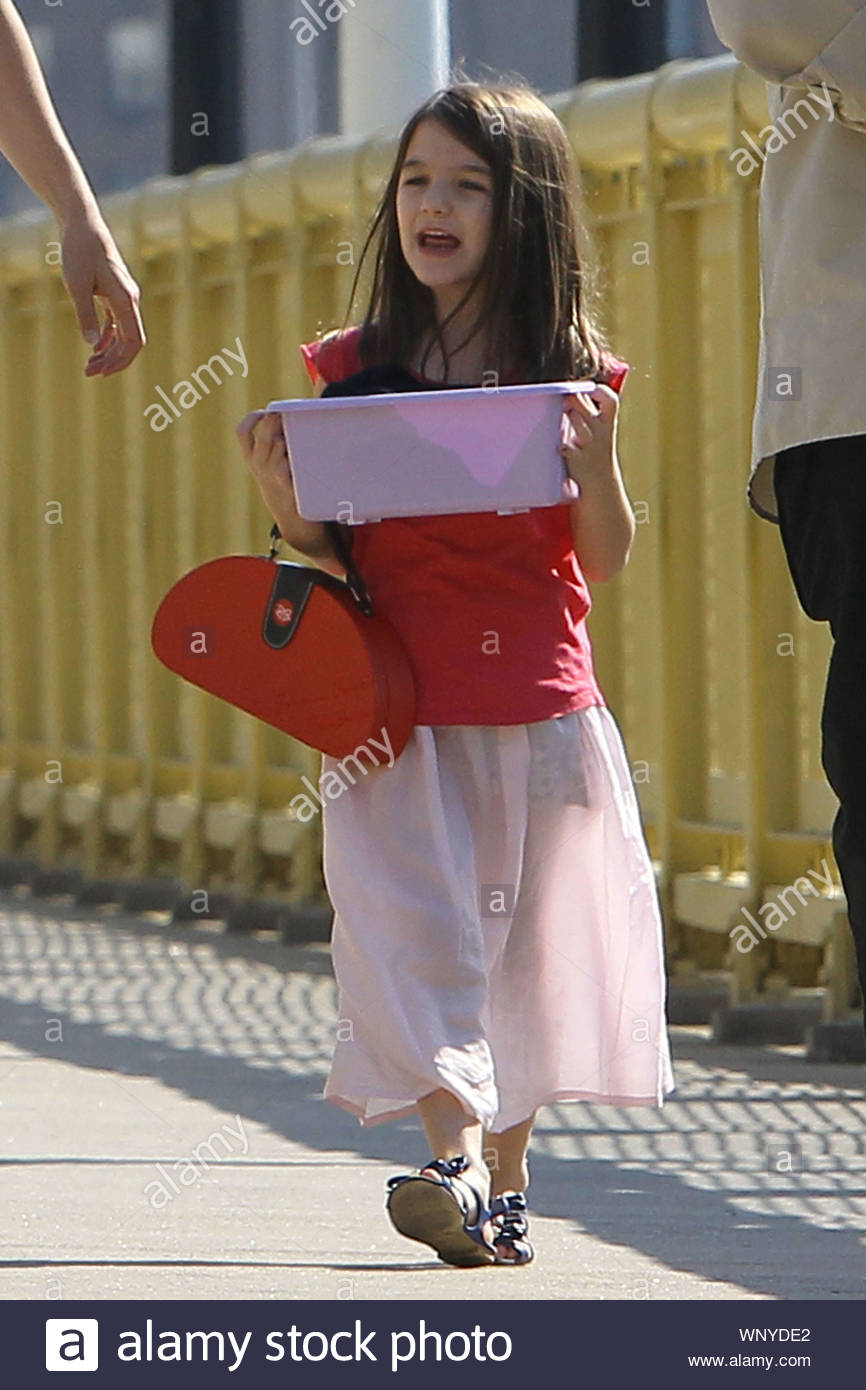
xmin=401 ymin=176 xmax=487 ymax=191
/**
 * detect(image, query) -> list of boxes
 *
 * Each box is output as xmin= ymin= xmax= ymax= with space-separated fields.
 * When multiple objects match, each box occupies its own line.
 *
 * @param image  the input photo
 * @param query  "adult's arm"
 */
xmin=706 ymin=0 xmax=866 ymax=130
xmin=0 ymin=0 xmax=145 ymax=373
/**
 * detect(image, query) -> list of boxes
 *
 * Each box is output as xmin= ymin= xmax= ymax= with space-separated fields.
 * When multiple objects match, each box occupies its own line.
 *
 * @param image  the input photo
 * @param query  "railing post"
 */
xmin=170 ymin=0 xmax=243 ymax=174
xmin=577 ymin=0 xmax=668 ymax=81
xmin=338 ymin=0 xmax=450 ymax=138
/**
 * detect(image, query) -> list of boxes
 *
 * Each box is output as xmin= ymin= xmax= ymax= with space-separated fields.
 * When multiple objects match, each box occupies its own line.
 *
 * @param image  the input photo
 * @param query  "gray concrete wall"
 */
xmin=242 ymin=0 xmax=338 ymax=153
xmin=667 ymin=0 xmax=728 ymax=61
xmin=449 ymin=0 xmax=577 ymax=93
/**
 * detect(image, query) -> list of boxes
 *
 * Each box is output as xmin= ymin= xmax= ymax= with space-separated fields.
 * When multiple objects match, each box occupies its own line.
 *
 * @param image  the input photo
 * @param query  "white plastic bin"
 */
xmin=265 ymin=380 xmax=594 ymax=523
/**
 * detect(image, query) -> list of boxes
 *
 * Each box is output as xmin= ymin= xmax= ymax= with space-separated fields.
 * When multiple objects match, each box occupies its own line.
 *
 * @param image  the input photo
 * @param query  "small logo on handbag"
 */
xmin=272 ymin=600 xmax=295 ymax=626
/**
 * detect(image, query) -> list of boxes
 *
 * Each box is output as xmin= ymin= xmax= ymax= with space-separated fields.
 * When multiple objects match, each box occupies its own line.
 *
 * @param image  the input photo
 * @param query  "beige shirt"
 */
xmin=707 ymin=1 xmax=866 ymax=522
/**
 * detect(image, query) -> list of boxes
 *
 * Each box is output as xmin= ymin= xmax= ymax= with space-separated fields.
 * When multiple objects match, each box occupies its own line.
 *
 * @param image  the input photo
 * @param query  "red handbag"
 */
xmin=150 ymin=520 xmax=416 ymax=760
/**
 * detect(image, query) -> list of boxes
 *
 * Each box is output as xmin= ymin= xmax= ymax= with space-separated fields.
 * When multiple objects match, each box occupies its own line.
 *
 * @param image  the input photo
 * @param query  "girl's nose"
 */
xmin=420 ymin=184 xmax=450 ymax=215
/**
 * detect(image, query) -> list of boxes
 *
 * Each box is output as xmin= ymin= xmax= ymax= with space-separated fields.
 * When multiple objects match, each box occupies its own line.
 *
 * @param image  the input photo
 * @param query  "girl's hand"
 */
xmin=560 ymin=384 xmax=634 ymax=583
xmin=235 ymin=407 xmax=303 ymax=533
xmin=236 ymin=409 xmax=293 ymax=493
xmin=559 ymin=384 xmax=619 ymax=489
xmin=235 ymin=409 xmax=341 ymax=573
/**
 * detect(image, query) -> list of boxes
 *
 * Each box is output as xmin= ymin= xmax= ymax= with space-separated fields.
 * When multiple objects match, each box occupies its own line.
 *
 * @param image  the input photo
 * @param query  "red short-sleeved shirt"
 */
xmin=298 ymin=325 xmax=629 ymax=726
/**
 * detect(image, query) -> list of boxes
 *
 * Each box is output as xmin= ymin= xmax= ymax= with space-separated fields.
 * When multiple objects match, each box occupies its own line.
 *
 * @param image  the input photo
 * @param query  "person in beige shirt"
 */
xmin=0 ymin=0 xmax=144 ymax=375
xmin=707 ymin=0 xmax=866 ymax=1034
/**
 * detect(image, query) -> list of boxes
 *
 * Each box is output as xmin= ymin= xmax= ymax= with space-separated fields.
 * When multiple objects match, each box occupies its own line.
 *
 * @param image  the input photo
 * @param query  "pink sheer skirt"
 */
xmin=319 ymin=704 xmax=675 ymax=1131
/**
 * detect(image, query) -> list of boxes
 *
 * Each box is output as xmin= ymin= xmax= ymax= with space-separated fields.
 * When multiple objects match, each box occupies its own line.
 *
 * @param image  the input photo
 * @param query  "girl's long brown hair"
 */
xmin=339 ymin=78 xmax=611 ymax=386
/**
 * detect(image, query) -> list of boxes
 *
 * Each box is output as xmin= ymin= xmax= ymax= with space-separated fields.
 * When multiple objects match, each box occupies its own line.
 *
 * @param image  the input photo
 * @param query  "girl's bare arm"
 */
xmin=560 ymin=384 xmax=635 ymax=583
xmin=567 ymin=461 xmax=635 ymax=583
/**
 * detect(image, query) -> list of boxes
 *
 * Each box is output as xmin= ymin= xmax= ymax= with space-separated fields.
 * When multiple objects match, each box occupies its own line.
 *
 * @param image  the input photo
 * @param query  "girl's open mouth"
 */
xmin=418 ymin=231 xmax=461 ymax=257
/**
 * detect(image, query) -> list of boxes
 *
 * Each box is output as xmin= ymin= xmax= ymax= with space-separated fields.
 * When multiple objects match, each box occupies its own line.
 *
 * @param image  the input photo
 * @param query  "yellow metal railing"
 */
xmin=0 ymin=55 xmax=853 ymax=1012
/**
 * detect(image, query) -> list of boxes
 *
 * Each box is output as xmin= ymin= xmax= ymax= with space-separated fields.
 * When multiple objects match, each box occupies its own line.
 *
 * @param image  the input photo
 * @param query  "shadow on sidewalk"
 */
xmin=1 ymin=894 xmax=865 ymax=1298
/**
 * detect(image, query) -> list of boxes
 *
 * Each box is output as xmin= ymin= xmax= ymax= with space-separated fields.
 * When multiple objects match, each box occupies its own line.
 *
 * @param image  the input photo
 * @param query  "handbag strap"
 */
xmin=268 ymin=520 xmax=374 ymax=617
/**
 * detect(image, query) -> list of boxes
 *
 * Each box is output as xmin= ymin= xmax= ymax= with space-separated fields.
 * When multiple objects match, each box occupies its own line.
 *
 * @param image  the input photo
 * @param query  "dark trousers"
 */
xmin=774 ymin=435 xmax=866 ymax=1030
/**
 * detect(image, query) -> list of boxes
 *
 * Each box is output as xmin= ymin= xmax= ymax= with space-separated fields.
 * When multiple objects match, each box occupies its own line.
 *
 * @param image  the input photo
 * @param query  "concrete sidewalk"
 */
xmin=1 ymin=889 xmax=865 ymax=1301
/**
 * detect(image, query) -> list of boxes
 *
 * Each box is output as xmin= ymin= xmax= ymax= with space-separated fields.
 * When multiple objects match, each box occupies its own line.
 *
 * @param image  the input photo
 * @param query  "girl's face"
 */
xmin=396 ymin=119 xmax=494 ymax=311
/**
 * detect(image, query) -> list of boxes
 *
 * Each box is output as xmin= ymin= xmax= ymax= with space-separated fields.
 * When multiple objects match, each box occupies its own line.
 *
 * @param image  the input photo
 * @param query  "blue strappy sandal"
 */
xmin=489 ymin=1190 xmax=534 ymax=1265
xmin=385 ymin=1154 xmax=498 ymax=1267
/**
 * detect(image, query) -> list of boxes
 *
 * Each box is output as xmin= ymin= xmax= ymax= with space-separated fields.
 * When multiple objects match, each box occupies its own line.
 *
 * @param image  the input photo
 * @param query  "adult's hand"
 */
xmin=0 ymin=0 xmax=145 ymax=375
xmin=61 ymin=212 xmax=145 ymax=377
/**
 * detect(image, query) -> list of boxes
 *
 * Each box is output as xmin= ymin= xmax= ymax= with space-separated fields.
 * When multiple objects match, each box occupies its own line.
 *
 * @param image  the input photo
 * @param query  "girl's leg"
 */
xmin=483 ymin=1113 xmax=536 ymax=1263
xmin=416 ymin=1087 xmax=488 ymax=1186
xmin=416 ymin=1087 xmax=496 ymax=1243
xmin=484 ymin=1111 xmax=536 ymax=1196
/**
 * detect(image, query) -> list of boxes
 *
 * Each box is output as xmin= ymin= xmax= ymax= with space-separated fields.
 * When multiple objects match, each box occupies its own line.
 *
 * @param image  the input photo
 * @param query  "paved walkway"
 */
xmin=1 ymin=890 xmax=865 ymax=1300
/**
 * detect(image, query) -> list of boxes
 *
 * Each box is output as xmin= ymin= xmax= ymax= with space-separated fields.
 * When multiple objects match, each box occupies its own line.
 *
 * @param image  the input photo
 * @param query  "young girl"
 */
xmin=237 ymin=80 xmax=675 ymax=1269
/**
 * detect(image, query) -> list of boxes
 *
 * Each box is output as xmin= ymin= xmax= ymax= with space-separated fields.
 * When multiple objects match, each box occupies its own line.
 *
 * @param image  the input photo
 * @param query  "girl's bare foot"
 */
xmin=418 ymin=1158 xmax=498 ymax=1249
xmin=488 ymin=1159 xmax=530 ymax=1262
xmin=416 ymin=1159 xmax=532 ymax=1261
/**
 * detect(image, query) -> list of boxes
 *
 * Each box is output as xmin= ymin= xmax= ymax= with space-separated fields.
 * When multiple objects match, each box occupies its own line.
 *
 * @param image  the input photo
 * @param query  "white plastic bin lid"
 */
xmin=266 ymin=380 xmax=596 ymax=524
